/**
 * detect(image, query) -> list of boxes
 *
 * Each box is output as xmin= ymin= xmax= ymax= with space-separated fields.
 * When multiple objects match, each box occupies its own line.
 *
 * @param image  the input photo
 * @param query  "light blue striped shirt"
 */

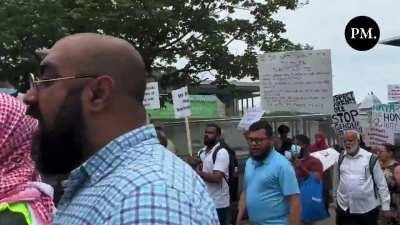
xmin=54 ymin=125 xmax=219 ymax=225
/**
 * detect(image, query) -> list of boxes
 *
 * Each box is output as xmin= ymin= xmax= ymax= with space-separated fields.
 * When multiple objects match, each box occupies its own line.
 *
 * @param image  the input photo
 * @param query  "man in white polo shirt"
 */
xmin=197 ymin=123 xmax=230 ymax=225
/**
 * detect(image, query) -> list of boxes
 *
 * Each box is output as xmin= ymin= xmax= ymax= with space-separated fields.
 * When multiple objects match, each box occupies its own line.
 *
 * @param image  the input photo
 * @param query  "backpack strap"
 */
xmin=337 ymin=152 xmax=345 ymax=180
xmin=369 ymin=154 xmax=379 ymax=199
xmin=198 ymin=149 xmax=205 ymax=158
xmin=212 ymin=146 xmax=229 ymax=185
xmin=212 ymin=146 xmax=221 ymax=164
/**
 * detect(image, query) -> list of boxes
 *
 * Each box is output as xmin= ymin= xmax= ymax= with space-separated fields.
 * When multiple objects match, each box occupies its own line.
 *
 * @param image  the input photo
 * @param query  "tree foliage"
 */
xmin=0 ymin=0 xmax=309 ymax=91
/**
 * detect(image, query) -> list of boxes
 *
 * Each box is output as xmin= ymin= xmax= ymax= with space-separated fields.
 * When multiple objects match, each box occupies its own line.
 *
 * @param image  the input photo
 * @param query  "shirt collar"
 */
xmin=203 ymin=142 xmax=221 ymax=154
xmin=69 ymin=124 xmax=158 ymax=185
xmin=343 ymin=147 xmax=367 ymax=159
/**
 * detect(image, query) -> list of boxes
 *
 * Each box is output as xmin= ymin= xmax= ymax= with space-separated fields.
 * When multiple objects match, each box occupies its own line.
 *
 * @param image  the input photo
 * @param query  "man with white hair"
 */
xmin=335 ymin=130 xmax=391 ymax=225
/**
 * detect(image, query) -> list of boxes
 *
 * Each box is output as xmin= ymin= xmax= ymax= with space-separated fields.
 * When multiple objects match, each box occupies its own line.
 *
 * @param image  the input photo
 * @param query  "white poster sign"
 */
xmin=257 ymin=49 xmax=333 ymax=114
xmin=372 ymin=104 xmax=400 ymax=132
xmin=172 ymin=86 xmax=191 ymax=118
xmin=365 ymin=103 xmax=400 ymax=146
xmin=364 ymin=127 xmax=394 ymax=146
xmin=388 ymin=84 xmax=400 ymax=102
xmin=332 ymin=91 xmax=361 ymax=135
xmin=310 ymin=148 xmax=340 ymax=171
xmin=143 ymin=82 xmax=160 ymax=110
xmin=237 ymin=107 xmax=265 ymax=131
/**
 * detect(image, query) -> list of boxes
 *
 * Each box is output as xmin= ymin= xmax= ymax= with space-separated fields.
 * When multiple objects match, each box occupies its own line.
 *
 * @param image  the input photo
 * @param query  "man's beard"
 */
xmin=250 ymin=147 xmax=271 ymax=162
xmin=346 ymin=144 xmax=360 ymax=155
xmin=31 ymin=88 xmax=87 ymax=175
xmin=204 ymin=137 xmax=217 ymax=148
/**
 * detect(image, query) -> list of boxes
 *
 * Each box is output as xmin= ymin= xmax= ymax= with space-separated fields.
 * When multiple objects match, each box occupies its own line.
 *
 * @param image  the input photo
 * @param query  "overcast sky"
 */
xmin=274 ymin=0 xmax=400 ymax=103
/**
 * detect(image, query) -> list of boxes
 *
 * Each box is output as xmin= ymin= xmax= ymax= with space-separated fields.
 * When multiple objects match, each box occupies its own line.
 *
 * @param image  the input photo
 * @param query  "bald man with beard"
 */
xmin=24 ymin=33 xmax=219 ymax=225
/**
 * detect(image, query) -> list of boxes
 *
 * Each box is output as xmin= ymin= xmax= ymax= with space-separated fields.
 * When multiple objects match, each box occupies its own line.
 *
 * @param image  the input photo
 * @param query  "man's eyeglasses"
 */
xmin=29 ymin=73 xmax=97 ymax=90
xmin=247 ymin=138 xmax=268 ymax=145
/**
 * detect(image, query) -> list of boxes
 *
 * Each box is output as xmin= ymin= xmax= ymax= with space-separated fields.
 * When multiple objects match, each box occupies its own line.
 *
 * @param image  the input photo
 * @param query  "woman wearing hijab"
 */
xmin=0 ymin=93 xmax=54 ymax=225
xmin=309 ymin=132 xmax=329 ymax=153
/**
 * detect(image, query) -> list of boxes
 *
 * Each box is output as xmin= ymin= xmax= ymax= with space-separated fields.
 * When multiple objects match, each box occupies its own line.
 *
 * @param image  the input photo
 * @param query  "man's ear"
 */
xmin=83 ymin=76 xmax=114 ymax=112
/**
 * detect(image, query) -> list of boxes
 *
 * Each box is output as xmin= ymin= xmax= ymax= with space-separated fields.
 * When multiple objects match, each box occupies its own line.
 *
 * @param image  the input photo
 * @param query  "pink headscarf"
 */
xmin=0 ymin=93 xmax=54 ymax=225
xmin=309 ymin=132 xmax=329 ymax=153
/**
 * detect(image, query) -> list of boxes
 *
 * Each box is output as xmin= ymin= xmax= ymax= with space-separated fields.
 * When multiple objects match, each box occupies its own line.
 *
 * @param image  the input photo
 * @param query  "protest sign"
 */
xmin=257 ymin=49 xmax=333 ymax=114
xmin=172 ymin=86 xmax=191 ymax=119
xmin=388 ymin=84 xmax=400 ymax=102
xmin=332 ymin=91 xmax=360 ymax=135
xmin=143 ymin=82 xmax=160 ymax=109
xmin=237 ymin=107 xmax=265 ymax=131
xmin=172 ymin=86 xmax=193 ymax=155
xmin=365 ymin=103 xmax=400 ymax=146
xmin=311 ymin=148 xmax=340 ymax=171
xmin=364 ymin=127 xmax=394 ymax=145
xmin=372 ymin=103 xmax=400 ymax=132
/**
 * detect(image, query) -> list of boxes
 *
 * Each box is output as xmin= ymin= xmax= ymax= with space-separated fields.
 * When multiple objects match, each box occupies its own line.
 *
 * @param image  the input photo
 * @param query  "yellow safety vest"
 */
xmin=0 ymin=202 xmax=33 ymax=225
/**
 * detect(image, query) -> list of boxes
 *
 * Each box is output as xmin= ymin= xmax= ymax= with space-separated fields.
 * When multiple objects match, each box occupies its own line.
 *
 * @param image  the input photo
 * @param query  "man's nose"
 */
xmin=23 ymin=88 xmax=38 ymax=106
